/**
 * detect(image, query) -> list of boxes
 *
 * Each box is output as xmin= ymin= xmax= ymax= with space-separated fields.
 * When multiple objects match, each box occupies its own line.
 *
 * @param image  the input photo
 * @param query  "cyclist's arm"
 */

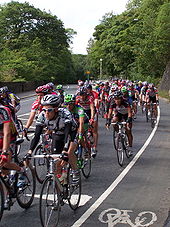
xmin=2 ymin=121 xmax=11 ymax=151
xmin=63 ymin=122 xmax=72 ymax=150
xmin=78 ymin=116 xmax=84 ymax=135
xmin=25 ymin=111 xmax=36 ymax=129
xmin=90 ymin=103 xmax=95 ymax=120
xmin=28 ymin=125 xmax=44 ymax=154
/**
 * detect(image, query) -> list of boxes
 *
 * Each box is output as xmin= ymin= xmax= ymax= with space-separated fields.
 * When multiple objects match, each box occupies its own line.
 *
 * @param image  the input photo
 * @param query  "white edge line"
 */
xmin=71 ymin=107 xmax=160 ymax=227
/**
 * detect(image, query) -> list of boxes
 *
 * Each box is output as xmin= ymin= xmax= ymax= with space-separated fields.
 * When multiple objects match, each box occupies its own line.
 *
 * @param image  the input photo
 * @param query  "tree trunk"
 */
xmin=159 ymin=61 xmax=170 ymax=91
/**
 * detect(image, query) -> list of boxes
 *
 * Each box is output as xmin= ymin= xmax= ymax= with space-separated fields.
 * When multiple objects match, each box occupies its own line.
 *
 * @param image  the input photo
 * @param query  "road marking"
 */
xmin=99 ymin=208 xmax=157 ymax=227
xmin=21 ymin=97 xmax=35 ymax=103
xmin=71 ymin=107 xmax=160 ymax=227
xmin=18 ymin=112 xmax=30 ymax=117
xmin=31 ymin=194 xmax=92 ymax=207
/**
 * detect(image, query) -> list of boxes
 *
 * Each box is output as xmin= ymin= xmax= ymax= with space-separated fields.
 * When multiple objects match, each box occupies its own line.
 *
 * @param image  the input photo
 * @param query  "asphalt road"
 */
xmin=0 ymin=86 xmax=170 ymax=227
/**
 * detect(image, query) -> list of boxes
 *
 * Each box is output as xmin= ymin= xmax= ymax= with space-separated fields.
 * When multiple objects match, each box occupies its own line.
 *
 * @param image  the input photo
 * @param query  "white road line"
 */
xmin=31 ymin=194 xmax=92 ymax=207
xmin=21 ymin=97 xmax=35 ymax=103
xmin=71 ymin=107 xmax=161 ymax=227
xmin=18 ymin=112 xmax=30 ymax=117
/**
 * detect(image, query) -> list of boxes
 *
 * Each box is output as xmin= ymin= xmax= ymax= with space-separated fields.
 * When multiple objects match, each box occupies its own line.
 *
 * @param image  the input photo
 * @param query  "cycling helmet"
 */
xmin=78 ymin=80 xmax=84 ymax=86
xmin=148 ymin=83 xmax=154 ymax=89
xmin=41 ymin=94 xmax=61 ymax=106
xmin=36 ymin=85 xmax=49 ymax=94
xmin=104 ymin=81 xmax=109 ymax=86
xmin=86 ymin=84 xmax=92 ymax=90
xmin=143 ymin=81 xmax=148 ymax=86
xmin=64 ymin=94 xmax=75 ymax=103
xmin=121 ymin=86 xmax=127 ymax=93
xmin=0 ymin=86 xmax=9 ymax=94
xmin=56 ymin=85 xmax=63 ymax=90
xmin=78 ymin=87 xmax=88 ymax=96
xmin=113 ymin=90 xmax=123 ymax=98
xmin=47 ymin=82 xmax=55 ymax=89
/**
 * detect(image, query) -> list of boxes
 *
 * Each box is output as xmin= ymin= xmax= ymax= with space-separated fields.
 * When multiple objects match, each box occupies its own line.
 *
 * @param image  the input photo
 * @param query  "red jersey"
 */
xmin=76 ymin=95 xmax=94 ymax=110
xmin=31 ymin=100 xmax=43 ymax=113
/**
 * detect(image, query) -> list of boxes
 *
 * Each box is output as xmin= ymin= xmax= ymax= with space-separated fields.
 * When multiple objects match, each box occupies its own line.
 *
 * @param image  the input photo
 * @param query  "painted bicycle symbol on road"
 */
xmin=99 ymin=208 xmax=157 ymax=227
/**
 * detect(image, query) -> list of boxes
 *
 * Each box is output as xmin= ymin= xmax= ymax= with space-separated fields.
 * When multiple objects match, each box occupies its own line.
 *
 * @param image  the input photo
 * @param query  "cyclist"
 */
xmin=64 ymin=94 xmax=89 ymax=175
xmin=56 ymin=85 xmax=65 ymax=104
xmin=0 ymin=86 xmax=21 ymax=113
xmin=0 ymin=100 xmax=25 ymax=207
xmin=121 ymin=86 xmax=133 ymax=105
xmin=106 ymin=90 xmax=133 ymax=154
xmin=86 ymin=84 xmax=99 ymax=157
xmin=145 ymin=83 xmax=159 ymax=118
xmin=25 ymin=94 xmax=80 ymax=185
xmin=23 ymin=85 xmax=50 ymax=136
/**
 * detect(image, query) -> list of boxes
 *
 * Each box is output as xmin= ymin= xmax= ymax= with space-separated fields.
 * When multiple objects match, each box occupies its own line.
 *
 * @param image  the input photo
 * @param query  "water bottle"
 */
xmin=58 ymin=166 xmax=68 ymax=185
xmin=9 ymin=170 xmax=16 ymax=185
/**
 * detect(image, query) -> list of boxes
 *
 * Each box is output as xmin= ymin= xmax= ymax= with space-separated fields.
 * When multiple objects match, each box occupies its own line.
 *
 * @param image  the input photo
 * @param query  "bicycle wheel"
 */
xmin=0 ymin=181 xmax=4 ymax=221
xmin=40 ymin=176 xmax=61 ymax=227
xmin=16 ymin=164 xmax=36 ymax=208
xmin=151 ymin=111 xmax=155 ymax=128
xmin=123 ymin=133 xmax=130 ymax=158
xmin=81 ymin=147 xmax=91 ymax=178
xmin=116 ymin=135 xmax=124 ymax=167
xmin=34 ymin=145 xmax=49 ymax=184
xmin=113 ymin=129 xmax=118 ymax=150
xmin=67 ymin=167 xmax=81 ymax=210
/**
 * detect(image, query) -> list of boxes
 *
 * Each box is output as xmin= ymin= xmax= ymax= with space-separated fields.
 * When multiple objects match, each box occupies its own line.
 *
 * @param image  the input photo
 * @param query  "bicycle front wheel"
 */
xmin=116 ymin=135 xmax=124 ymax=167
xmin=34 ymin=145 xmax=49 ymax=184
xmin=81 ymin=147 xmax=91 ymax=178
xmin=17 ymin=164 xmax=36 ymax=208
xmin=67 ymin=167 xmax=81 ymax=210
xmin=40 ymin=176 xmax=61 ymax=227
xmin=0 ymin=181 xmax=4 ymax=221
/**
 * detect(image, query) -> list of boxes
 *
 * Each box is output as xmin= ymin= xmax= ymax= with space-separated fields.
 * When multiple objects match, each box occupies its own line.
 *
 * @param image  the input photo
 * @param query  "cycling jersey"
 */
xmin=109 ymin=100 xmax=130 ymax=115
xmin=36 ymin=107 xmax=73 ymax=133
xmin=75 ymin=95 xmax=94 ymax=111
xmin=146 ymin=88 xmax=158 ymax=97
xmin=31 ymin=100 xmax=43 ymax=113
xmin=0 ymin=105 xmax=16 ymax=150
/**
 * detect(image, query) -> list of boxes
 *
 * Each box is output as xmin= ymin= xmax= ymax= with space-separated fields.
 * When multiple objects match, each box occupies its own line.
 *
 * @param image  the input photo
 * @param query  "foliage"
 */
xmin=87 ymin=0 xmax=170 ymax=82
xmin=0 ymin=1 xmax=77 ymax=82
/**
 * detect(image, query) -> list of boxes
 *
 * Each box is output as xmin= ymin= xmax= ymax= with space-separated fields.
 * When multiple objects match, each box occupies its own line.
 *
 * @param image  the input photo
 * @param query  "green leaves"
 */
xmin=87 ymin=0 xmax=169 ymax=81
xmin=0 ymin=1 xmax=75 ymax=82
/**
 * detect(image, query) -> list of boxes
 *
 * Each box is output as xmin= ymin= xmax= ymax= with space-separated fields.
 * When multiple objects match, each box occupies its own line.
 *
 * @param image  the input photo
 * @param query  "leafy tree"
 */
xmin=0 ymin=1 xmax=75 ymax=82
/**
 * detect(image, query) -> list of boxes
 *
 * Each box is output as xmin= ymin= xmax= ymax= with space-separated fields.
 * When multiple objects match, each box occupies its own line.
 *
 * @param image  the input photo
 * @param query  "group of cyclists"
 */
xmin=0 ymin=78 xmax=159 ymax=217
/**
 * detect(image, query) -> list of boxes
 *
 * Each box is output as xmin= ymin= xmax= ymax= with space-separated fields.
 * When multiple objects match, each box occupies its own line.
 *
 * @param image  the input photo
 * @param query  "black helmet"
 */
xmin=113 ymin=90 xmax=123 ymax=98
xmin=78 ymin=87 xmax=88 ymax=96
xmin=41 ymin=94 xmax=61 ymax=106
xmin=86 ymin=84 xmax=92 ymax=90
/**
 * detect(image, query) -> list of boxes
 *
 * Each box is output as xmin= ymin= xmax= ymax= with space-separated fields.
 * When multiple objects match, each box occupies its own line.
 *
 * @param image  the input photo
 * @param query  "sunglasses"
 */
xmin=42 ymin=108 xmax=55 ymax=113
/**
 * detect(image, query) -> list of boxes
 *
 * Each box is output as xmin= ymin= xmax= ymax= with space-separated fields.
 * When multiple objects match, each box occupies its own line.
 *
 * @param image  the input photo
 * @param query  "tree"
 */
xmin=0 ymin=1 xmax=74 ymax=82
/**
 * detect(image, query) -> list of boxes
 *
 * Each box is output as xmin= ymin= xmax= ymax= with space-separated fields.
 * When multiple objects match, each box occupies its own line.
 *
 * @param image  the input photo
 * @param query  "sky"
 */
xmin=0 ymin=0 xmax=129 ymax=54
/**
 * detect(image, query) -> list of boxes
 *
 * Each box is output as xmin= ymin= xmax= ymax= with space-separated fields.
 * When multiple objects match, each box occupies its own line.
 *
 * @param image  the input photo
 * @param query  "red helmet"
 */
xmin=35 ymin=85 xmax=49 ymax=94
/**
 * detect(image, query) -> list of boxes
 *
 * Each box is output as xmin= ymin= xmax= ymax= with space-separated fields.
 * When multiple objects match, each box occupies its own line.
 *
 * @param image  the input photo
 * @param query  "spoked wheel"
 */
xmin=40 ymin=176 xmax=61 ymax=227
xmin=113 ymin=128 xmax=119 ymax=150
xmin=123 ymin=133 xmax=130 ymax=158
xmin=116 ymin=135 xmax=124 ymax=167
xmin=151 ymin=111 xmax=156 ymax=128
xmin=0 ymin=182 xmax=4 ymax=221
xmin=81 ymin=147 xmax=91 ymax=178
xmin=67 ymin=167 xmax=81 ymax=210
xmin=34 ymin=145 xmax=49 ymax=184
xmin=16 ymin=119 xmax=24 ymax=155
xmin=16 ymin=164 xmax=36 ymax=208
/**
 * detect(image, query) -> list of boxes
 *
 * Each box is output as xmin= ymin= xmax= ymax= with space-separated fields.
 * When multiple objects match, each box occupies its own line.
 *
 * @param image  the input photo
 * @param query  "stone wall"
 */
xmin=159 ymin=61 xmax=170 ymax=91
xmin=0 ymin=80 xmax=50 ymax=93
